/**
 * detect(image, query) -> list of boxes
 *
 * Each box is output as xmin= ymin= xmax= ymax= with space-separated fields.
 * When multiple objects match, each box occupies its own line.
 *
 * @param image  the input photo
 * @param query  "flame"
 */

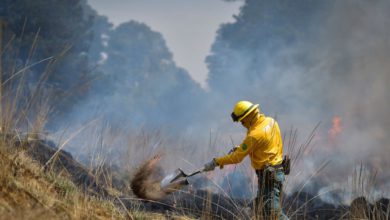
xmin=328 ymin=116 xmax=342 ymax=141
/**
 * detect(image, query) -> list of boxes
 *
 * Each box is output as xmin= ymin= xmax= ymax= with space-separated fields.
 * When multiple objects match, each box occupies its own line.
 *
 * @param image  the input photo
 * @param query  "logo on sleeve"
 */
xmin=241 ymin=143 xmax=247 ymax=150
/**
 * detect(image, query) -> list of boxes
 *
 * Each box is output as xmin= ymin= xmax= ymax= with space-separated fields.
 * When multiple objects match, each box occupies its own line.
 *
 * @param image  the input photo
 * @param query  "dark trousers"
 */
xmin=255 ymin=169 xmax=289 ymax=220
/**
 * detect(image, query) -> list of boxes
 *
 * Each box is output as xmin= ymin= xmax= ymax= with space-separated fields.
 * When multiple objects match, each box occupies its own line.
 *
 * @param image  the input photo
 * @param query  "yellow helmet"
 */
xmin=231 ymin=101 xmax=259 ymax=122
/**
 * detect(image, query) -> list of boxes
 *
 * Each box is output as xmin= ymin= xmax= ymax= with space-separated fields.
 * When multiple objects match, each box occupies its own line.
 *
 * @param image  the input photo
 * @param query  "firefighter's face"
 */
xmin=240 ymin=111 xmax=258 ymax=129
xmin=240 ymin=116 xmax=251 ymax=129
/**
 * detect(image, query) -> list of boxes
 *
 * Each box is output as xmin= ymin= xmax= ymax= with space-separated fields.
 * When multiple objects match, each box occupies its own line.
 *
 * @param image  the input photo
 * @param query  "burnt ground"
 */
xmin=4 ymin=134 xmax=389 ymax=219
xmin=127 ymin=189 xmax=389 ymax=219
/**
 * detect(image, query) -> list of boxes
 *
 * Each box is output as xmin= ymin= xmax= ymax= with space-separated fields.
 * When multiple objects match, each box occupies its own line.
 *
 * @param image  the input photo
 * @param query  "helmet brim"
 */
xmin=231 ymin=104 xmax=259 ymax=122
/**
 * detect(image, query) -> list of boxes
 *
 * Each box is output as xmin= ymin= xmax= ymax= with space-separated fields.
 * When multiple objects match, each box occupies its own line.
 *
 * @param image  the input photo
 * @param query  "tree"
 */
xmin=0 ymin=0 xmax=95 ymax=121
xmin=206 ymin=0 xmax=328 ymax=113
xmin=86 ymin=21 xmax=205 ymax=131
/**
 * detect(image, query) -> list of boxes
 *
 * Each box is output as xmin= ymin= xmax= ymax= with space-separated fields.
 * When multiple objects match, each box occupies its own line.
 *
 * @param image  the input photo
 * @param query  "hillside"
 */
xmin=0 ymin=137 xmax=124 ymax=219
xmin=0 ymin=133 xmax=194 ymax=220
xmin=0 ymin=132 xmax=388 ymax=219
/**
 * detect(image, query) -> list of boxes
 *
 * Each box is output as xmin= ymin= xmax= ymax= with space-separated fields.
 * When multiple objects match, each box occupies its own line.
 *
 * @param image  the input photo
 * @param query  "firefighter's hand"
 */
xmin=203 ymin=159 xmax=217 ymax=172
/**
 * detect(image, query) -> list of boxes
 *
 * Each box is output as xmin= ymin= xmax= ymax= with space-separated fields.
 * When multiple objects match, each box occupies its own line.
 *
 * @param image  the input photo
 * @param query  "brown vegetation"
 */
xmin=0 ymin=139 xmax=125 ymax=220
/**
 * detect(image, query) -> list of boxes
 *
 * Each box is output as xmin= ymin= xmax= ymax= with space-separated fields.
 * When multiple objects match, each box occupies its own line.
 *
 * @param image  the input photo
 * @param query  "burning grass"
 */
xmin=130 ymin=154 xmax=168 ymax=200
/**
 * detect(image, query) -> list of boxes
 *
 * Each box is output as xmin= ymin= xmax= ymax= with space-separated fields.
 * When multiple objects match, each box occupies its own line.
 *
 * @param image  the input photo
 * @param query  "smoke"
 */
xmin=204 ymin=0 xmax=390 ymax=203
xmin=312 ymin=0 xmax=390 ymax=201
xmin=4 ymin=0 xmax=389 ymax=204
xmin=281 ymin=0 xmax=390 ymax=200
xmin=10 ymin=0 xmax=383 ymax=204
xmin=69 ymin=0 xmax=390 ymax=203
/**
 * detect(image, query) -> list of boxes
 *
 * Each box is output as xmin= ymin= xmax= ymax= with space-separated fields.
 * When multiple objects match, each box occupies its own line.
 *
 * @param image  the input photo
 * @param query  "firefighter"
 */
xmin=203 ymin=101 xmax=289 ymax=220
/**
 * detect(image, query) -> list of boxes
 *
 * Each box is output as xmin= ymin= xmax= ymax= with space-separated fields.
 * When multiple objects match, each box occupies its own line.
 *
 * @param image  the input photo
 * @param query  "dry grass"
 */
xmin=0 ymin=34 xmax=188 ymax=220
xmin=1 ymin=28 xmax=388 ymax=220
xmin=0 ymin=31 xmax=128 ymax=219
xmin=0 ymin=140 xmax=126 ymax=220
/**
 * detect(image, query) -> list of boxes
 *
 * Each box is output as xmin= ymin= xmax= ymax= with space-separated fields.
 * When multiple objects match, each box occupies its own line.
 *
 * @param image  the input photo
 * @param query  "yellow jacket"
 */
xmin=215 ymin=114 xmax=283 ymax=170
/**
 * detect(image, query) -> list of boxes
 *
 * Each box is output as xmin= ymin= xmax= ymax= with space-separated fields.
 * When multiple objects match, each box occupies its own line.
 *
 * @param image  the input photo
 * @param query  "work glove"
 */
xmin=203 ymin=159 xmax=218 ymax=172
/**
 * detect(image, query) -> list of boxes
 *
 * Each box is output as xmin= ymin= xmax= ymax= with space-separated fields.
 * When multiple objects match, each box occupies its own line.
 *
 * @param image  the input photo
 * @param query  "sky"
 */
xmin=87 ymin=0 xmax=243 ymax=88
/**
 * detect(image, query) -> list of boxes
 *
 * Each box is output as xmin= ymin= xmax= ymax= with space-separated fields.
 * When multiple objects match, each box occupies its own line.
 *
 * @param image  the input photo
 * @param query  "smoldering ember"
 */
xmin=0 ymin=0 xmax=389 ymax=219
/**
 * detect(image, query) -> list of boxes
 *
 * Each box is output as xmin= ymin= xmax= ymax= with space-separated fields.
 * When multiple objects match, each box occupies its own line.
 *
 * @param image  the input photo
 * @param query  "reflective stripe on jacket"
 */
xmin=215 ymin=114 xmax=283 ymax=170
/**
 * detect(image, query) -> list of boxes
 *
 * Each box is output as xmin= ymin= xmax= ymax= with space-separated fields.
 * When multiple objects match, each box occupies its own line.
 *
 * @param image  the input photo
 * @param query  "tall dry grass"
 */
xmin=1 ymin=28 xmax=388 ymax=220
xmin=0 ymin=31 xmax=132 ymax=219
xmin=0 ymin=30 xmax=198 ymax=220
xmin=121 ymin=123 xmax=389 ymax=220
xmin=0 ymin=140 xmax=126 ymax=220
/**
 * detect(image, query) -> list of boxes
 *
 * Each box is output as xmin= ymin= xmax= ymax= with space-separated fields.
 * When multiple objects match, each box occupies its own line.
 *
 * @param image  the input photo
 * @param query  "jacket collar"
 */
xmin=248 ymin=114 xmax=266 ymax=132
